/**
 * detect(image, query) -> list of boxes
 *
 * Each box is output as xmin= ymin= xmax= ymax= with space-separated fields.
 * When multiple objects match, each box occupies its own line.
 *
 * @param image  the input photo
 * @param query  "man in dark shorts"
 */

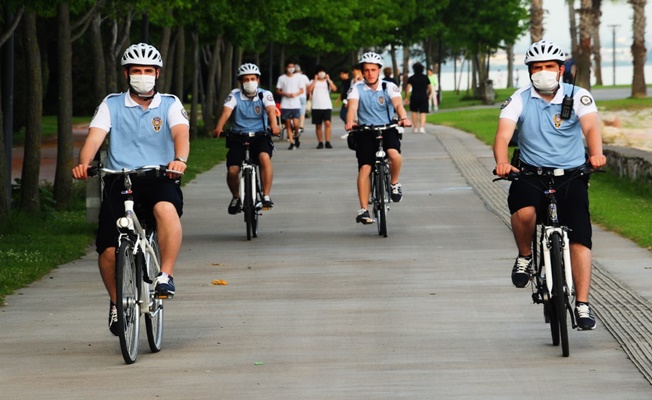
xmin=72 ymin=43 xmax=189 ymax=336
xmin=213 ymin=63 xmax=280 ymax=213
xmin=493 ymin=40 xmax=607 ymax=330
xmin=405 ymin=62 xmax=431 ymax=134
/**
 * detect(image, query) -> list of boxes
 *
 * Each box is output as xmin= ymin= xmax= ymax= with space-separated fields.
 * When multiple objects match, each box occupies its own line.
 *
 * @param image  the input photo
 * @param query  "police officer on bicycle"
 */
xmin=72 ymin=43 xmax=189 ymax=336
xmin=493 ymin=40 xmax=607 ymax=330
xmin=345 ymin=52 xmax=412 ymax=225
xmin=213 ymin=63 xmax=281 ymax=214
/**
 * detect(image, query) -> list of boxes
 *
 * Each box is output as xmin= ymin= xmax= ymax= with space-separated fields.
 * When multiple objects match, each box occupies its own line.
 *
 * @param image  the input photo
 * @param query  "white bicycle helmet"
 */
xmin=237 ymin=63 xmax=261 ymax=77
xmin=524 ymin=40 xmax=565 ymax=65
xmin=358 ymin=51 xmax=383 ymax=67
xmin=121 ymin=43 xmax=163 ymax=67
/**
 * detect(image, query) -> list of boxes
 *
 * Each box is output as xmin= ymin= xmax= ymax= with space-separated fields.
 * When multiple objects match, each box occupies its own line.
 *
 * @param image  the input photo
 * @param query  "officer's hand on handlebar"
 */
xmin=494 ymin=163 xmax=519 ymax=177
xmin=72 ymin=164 xmax=90 ymax=180
xmin=399 ymin=118 xmax=412 ymax=128
xmin=212 ymin=128 xmax=222 ymax=138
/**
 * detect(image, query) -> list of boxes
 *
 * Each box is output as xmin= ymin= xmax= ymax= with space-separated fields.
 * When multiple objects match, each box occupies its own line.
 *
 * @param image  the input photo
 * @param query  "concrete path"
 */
xmin=1 ymin=116 xmax=651 ymax=399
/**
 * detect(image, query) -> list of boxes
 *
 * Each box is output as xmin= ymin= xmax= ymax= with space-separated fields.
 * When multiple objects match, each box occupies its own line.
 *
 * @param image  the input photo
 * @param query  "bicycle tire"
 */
xmin=376 ymin=166 xmax=388 ymax=237
xmin=145 ymin=230 xmax=164 ymax=353
xmin=550 ymin=232 xmax=570 ymax=357
xmin=252 ymin=168 xmax=261 ymax=238
xmin=116 ymin=240 xmax=141 ymax=364
xmin=244 ymin=168 xmax=254 ymax=240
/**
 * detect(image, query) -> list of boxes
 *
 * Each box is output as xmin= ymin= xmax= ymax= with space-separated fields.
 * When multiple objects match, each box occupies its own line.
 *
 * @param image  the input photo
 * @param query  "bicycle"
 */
xmin=89 ymin=165 xmax=182 ymax=364
xmin=494 ymin=163 xmax=601 ymax=357
xmin=228 ymin=130 xmax=270 ymax=240
xmin=351 ymin=123 xmax=403 ymax=237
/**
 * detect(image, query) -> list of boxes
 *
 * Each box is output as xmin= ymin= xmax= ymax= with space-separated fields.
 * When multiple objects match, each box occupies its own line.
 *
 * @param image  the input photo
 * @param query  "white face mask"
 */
xmin=129 ymin=74 xmax=156 ymax=94
xmin=318 ymin=72 xmax=326 ymax=79
xmin=287 ymin=67 xmax=295 ymax=74
xmin=531 ymin=70 xmax=559 ymax=93
xmin=242 ymin=80 xmax=258 ymax=94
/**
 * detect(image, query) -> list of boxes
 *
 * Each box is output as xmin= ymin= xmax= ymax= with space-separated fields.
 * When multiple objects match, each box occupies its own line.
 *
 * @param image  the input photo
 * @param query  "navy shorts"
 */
xmin=281 ymin=108 xmax=300 ymax=121
xmin=96 ymin=176 xmax=183 ymax=254
xmin=508 ymin=174 xmax=592 ymax=249
xmin=226 ymin=135 xmax=274 ymax=168
xmin=311 ymin=109 xmax=332 ymax=125
xmin=353 ymin=128 xmax=401 ymax=169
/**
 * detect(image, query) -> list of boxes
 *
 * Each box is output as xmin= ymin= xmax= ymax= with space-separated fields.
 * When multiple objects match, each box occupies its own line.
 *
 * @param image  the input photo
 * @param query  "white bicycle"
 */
xmin=90 ymin=165 xmax=182 ymax=364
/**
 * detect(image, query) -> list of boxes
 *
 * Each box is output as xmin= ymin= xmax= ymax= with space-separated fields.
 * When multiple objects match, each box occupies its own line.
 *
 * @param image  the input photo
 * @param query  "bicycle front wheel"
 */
xmin=550 ymin=232 xmax=569 ymax=357
xmin=243 ymin=168 xmax=254 ymax=240
xmin=116 ymin=240 xmax=141 ymax=364
xmin=375 ymin=166 xmax=388 ymax=237
xmin=145 ymin=231 xmax=163 ymax=353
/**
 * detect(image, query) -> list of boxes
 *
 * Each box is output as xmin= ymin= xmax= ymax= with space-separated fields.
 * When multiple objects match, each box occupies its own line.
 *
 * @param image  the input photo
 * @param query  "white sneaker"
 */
xmin=420 ymin=127 xmax=426 ymax=134
xmin=340 ymin=134 xmax=348 ymax=139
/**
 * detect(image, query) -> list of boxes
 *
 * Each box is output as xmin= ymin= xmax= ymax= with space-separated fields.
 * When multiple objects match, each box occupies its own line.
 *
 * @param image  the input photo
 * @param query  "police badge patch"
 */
xmin=580 ymin=95 xmax=593 ymax=105
xmin=255 ymin=106 xmax=262 ymax=114
xmin=500 ymin=97 xmax=512 ymax=109
xmin=152 ymin=116 xmax=163 ymax=132
xmin=378 ymin=96 xmax=385 ymax=105
xmin=553 ymin=114 xmax=562 ymax=128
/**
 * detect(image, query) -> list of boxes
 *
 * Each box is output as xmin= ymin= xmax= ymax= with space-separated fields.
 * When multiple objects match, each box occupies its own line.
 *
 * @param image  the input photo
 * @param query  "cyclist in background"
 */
xmin=213 ymin=63 xmax=281 ymax=213
xmin=345 ymin=51 xmax=412 ymax=224
xmin=72 ymin=43 xmax=189 ymax=336
xmin=493 ymin=40 xmax=606 ymax=330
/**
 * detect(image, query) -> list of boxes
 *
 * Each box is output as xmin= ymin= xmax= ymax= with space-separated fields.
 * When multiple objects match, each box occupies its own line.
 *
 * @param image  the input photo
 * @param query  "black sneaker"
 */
xmin=295 ymin=137 xmax=301 ymax=148
xmin=356 ymin=209 xmax=374 ymax=224
xmin=511 ymin=255 xmax=532 ymax=288
xmin=288 ymin=143 xmax=295 ymax=150
xmin=262 ymin=195 xmax=274 ymax=209
xmin=390 ymin=183 xmax=403 ymax=202
xmin=317 ymin=142 xmax=324 ymax=149
xmin=108 ymin=302 xmax=119 ymax=336
xmin=155 ymin=273 xmax=175 ymax=299
xmin=575 ymin=302 xmax=597 ymax=330
xmin=325 ymin=141 xmax=333 ymax=149
xmin=228 ymin=197 xmax=241 ymax=215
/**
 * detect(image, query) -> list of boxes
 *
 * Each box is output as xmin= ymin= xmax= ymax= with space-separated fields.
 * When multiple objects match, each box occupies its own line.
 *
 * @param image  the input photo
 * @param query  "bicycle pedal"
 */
xmin=155 ymin=293 xmax=174 ymax=300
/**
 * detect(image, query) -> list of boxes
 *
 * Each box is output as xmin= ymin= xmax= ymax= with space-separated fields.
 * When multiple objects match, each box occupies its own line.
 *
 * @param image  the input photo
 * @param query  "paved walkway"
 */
xmin=2 ymin=116 xmax=652 ymax=399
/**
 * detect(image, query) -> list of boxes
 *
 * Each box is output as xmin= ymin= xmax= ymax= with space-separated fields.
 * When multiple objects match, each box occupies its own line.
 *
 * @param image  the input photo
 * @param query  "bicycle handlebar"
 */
xmin=347 ymin=123 xmax=401 ymax=133
xmin=87 ymin=165 xmax=184 ymax=178
xmin=492 ymin=163 xmax=603 ymax=182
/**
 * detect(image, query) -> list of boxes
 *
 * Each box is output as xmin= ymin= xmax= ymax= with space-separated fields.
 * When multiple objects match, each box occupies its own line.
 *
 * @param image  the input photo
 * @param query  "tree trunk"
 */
xmin=202 ymin=35 xmax=222 ymax=132
xmin=401 ymin=46 xmax=410 ymax=93
xmin=54 ymin=2 xmax=73 ymax=209
xmin=174 ymin=27 xmax=185 ymax=100
xmin=629 ymin=0 xmax=647 ymax=98
xmin=568 ymin=0 xmax=578 ymax=52
xmin=0 ymin=87 xmax=7 ymax=220
xmin=591 ymin=0 xmax=603 ymax=86
xmin=576 ymin=0 xmax=593 ymax=90
xmin=20 ymin=10 xmax=42 ymax=213
xmin=216 ymin=41 xmax=234 ymax=120
xmin=159 ymin=25 xmax=172 ymax=93
xmin=190 ymin=31 xmax=199 ymax=139
xmin=90 ymin=11 xmax=106 ymax=104
xmin=530 ymin=0 xmax=544 ymax=42
xmin=506 ymin=43 xmax=514 ymax=88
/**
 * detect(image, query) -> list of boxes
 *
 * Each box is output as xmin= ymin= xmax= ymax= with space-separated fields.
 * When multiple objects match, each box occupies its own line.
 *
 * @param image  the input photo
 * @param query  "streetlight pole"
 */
xmin=608 ymin=24 xmax=620 ymax=86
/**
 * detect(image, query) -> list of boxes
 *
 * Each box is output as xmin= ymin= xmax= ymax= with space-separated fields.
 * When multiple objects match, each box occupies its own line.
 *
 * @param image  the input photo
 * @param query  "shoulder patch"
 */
xmin=266 ymin=93 xmax=274 ymax=102
xmin=181 ymin=108 xmax=189 ymax=120
xmin=500 ymin=97 xmax=512 ymax=110
xmin=392 ymin=85 xmax=400 ymax=92
xmin=580 ymin=95 xmax=593 ymax=105
xmin=224 ymin=95 xmax=233 ymax=104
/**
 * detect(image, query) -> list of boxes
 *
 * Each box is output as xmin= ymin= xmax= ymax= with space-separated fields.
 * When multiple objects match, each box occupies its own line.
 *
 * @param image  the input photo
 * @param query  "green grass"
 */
xmin=0 ymin=135 xmax=228 ymax=304
xmin=427 ymin=95 xmax=652 ymax=251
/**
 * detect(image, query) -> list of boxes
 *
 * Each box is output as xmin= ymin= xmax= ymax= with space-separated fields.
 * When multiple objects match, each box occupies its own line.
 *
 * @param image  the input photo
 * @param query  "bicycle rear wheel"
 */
xmin=145 ymin=231 xmax=163 ymax=353
xmin=243 ymin=168 xmax=254 ymax=240
xmin=116 ymin=240 xmax=141 ymax=364
xmin=550 ymin=232 xmax=569 ymax=357
xmin=375 ymin=166 xmax=388 ymax=237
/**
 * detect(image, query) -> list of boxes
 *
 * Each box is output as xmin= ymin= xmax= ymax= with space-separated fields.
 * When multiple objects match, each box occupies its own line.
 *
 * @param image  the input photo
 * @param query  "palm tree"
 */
xmin=591 ymin=0 xmax=604 ymax=86
xmin=575 ymin=0 xmax=593 ymax=89
xmin=629 ymin=0 xmax=647 ymax=97
xmin=530 ymin=0 xmax=544 ymax=42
